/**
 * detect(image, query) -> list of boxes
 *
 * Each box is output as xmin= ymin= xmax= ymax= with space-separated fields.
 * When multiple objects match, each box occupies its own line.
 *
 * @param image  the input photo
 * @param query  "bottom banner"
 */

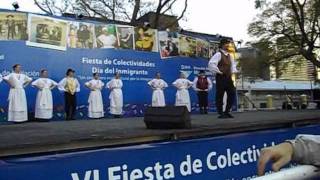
xmin=0 ymin=125 xmax=320 ymax=180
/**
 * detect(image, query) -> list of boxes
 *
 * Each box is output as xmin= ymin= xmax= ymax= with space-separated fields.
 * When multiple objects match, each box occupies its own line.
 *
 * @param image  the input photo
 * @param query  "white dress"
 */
xmin=3 ymin=73 xmax=32 ymax=122
xmin=173 ymin=78 xmax=193 ymax=112
xmin=106 ymin=79 xmax=123 ymax=115
xmin=85 ymin=79 xmax=105 ymax=118
xmin=148 ymin=79 xmax=168 ymax=107
xmin=32 ymin=78 xmax=57 ymax=119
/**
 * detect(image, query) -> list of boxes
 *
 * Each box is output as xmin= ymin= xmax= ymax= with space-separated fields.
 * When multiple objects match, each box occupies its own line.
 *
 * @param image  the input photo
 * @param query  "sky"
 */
xmin=176 ymin=0 xmax=260 ymax=43
xmin=0 ymin=0 xmax=261 ymax=43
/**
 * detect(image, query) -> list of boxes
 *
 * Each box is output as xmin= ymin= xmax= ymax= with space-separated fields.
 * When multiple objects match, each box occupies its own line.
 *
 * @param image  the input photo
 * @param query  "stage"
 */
xmin=0 ymin=110 xmax=319 ymax=158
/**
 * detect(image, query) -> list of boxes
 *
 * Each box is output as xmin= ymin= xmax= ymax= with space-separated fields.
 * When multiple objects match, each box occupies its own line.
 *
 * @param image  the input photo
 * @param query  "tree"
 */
xmin=249 ymin=0 xmax=320 ymax=68
xmin=34 ymin=0 xmax=72 ymax=15
xmin=238 ymin=40 xmax=272 ymax=80
xmin=34 ymin=0 xmax=188 ymax=29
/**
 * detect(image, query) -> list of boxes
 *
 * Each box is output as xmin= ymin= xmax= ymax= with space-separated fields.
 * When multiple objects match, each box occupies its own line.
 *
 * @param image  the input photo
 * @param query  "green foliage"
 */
xmin=248 ymin=0 xmax=320 ymax=67
xmin=238 ymin=39 xmax=272 ymax=80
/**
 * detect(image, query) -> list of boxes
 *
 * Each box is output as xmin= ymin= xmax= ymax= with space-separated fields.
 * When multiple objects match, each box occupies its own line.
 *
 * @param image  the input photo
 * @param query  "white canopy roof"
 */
xmin=237 ymin=80 xmax=320 ymax=91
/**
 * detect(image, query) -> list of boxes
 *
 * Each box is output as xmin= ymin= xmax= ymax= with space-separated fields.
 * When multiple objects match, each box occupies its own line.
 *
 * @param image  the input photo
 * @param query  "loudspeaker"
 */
xmin=144 ymin=106 xmax=191 ymax=129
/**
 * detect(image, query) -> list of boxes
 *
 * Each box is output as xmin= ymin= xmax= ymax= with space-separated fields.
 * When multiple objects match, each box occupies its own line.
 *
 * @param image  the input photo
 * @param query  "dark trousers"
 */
xmin=7 ymin=27 xmax=15 ymax=39
xmin=197 ymin=91 xmax=208 ymax=111
xmin=215 ymin=74 xmax=235 ymax=114
xmin=65 ymin=92 xmax=77 ymax=120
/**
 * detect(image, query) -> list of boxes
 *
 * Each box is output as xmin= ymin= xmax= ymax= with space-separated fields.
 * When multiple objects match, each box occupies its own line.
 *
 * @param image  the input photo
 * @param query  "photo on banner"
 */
xmin=196 ymin=38 xmax=210 ymax=59
xmin=95 ymin=24 xmax=118 ymax=48
xmin=0 ymin=12 xmax=28 ymax=40
xmin=158 ymin=31 xmax=179 ymax=59
xmin=26 ymin=14 xmax=68 ymax=51
xmin=134 ymin=26 xmax=158 ymax=52
xmin=68 ymin=21 xmax=95 ymax=48
xmin=116 ymin=25 xmax=134 ymax=50
xmin=179 ymin=35 xmax=196 ymax=57
xmin=209 ymin=41 xmax=220 ymax=58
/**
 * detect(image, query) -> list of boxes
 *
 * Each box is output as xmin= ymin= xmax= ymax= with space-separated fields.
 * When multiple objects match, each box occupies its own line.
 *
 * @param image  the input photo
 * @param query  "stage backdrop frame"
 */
xmin=0 ymin=9 xmax=236 ymax=122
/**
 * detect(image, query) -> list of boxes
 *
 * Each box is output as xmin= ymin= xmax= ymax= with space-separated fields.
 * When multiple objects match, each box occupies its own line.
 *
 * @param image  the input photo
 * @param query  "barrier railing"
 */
xmin=252 ymin=165 xmax=320 ymax=180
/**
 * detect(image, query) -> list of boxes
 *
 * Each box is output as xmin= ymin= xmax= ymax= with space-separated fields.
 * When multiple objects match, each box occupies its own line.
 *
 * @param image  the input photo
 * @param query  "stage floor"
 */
xmin=0 ymin=110 xmax=319 ymax=157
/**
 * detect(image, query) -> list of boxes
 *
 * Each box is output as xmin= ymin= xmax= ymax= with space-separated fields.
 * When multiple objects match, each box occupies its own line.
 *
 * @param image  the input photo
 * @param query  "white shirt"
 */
xmin=172 ymin=78 xmax=193 ymax=90
xmin=208 ymin=49 xmax=238 ymax=74
xmin=98 ymin=34 xmax=117 ymax=48
xmin=58 ymin=77 xmax=80 ymax=92
xmin=192 ymin=76 xmax=213 ymax=91
xmin=3 ymin=73 xmax=32 ymax=88
xmin=106 ymin=79 xmax=123 ymax=89
xmin=85 ymin=79 xmax=104 ymax=90
xmin=148 ymin=79 xmax=168 ymax=90
xmin=32 ymin=78 xmax=57 ymax=89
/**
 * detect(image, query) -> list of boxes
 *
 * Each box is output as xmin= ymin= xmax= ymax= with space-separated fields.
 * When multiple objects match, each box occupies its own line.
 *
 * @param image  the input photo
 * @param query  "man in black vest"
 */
xmin=208 ymin=39 xmax=238 ymax=118
xmin=193 ymin=70 xmax=212 ymax=114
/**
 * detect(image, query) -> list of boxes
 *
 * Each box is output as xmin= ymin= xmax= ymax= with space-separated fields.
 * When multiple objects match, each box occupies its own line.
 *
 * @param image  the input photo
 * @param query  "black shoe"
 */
xmin=204 ymin=109 xmax=208 ymax=114
xmin=224 ymin=112 xmax=234 ymax=118
xmin=218 ymin=114 xmax=228 ymax=119
xmin=200 ymin=108 xmax=204 ymax=114
xmin=13 ymin=121 xmax=25 ymax=124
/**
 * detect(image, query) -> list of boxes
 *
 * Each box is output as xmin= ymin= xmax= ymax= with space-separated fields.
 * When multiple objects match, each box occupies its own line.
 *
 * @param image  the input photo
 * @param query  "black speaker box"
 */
xmin=144 ymin=106 xmax=191 ymax=129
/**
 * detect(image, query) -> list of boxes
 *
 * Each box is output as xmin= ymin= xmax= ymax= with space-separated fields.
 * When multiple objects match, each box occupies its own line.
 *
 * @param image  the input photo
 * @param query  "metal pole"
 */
xmin=310 ymin=80 xmax=314 ymax=100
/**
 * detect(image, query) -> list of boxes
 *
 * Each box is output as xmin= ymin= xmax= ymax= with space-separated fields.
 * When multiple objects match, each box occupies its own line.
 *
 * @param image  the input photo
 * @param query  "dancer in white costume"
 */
xmin=32 ymin=69 xmax=57 ymax=120
xmin=148 ymin=72 xmax=168 ymax=107
xmin=106 ymin=72 xmax=123 ymax=118
xmin=85 ymin=73 xmax=105 ymax=118
xmin=3 ymin=64 xmax=32 ymax=123
xmin=173 ymin=72 xmax=193 ymax=112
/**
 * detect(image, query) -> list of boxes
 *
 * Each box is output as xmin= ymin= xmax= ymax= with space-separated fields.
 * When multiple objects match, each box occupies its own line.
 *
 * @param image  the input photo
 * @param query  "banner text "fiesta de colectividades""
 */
xmin=71 ymin=143 xmax=275 ymax=180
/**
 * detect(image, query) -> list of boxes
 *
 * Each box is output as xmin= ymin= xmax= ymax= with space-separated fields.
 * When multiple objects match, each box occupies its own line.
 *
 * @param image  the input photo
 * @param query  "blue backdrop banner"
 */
xmin=0 ymin=125 xmax=319 ymax=180
xmin=0 ymin=41 xmax=224 ymax=121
